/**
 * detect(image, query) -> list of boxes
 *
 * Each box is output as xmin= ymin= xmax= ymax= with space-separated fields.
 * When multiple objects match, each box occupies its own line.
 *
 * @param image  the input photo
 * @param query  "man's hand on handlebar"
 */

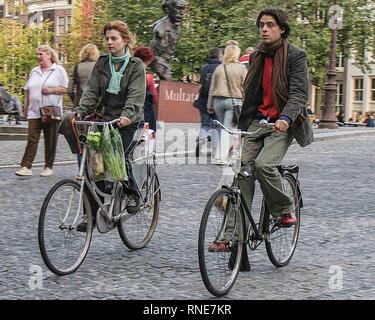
xmin=274 ymin=119 xmax=289 ymax=133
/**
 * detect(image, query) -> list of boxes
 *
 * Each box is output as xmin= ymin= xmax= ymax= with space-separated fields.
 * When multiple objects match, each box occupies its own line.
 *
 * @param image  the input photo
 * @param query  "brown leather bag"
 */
xmin=40 ymin=106 xmax=62 ymax=125
xmin=58 ymin=112 xmax=82 ymax=154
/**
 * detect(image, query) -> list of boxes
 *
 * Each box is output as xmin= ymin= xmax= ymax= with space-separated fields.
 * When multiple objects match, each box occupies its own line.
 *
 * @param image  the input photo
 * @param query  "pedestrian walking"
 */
xmin=75 ymin=20 xmax=146 ymax=230
xmin=238 ymin=7 xmax=314 ymax=228
xmin=67 ymin=43 xmax=100 ymax=108
xmin=15 ymin=45 xmax=69 ymax=177
xmin=207 ymin=45 xmax=247 ymax=164
xmin=193 ymin=47 xmax=223 ymax=156
xmin=134 ymin=46 xmax=158 ymax=132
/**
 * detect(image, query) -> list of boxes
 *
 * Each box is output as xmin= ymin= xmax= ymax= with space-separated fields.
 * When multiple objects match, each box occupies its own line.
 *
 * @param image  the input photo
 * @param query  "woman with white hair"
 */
xmin=67 ymin=43 xmax=100 ymax=108
xmin=207 ymin=44 xmax=247 ymax=164
xmin=15 ymin=44 xmax=69 ymax=177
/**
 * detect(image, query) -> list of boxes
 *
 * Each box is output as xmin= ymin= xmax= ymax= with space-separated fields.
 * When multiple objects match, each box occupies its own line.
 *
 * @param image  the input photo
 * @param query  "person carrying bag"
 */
xmin=15 ymin=45 xmax=68 ymax=177
xmin=207 ymin=45 xmax=247 ymax=164
xmin=223 ymin=64 xmax=242 ymax=126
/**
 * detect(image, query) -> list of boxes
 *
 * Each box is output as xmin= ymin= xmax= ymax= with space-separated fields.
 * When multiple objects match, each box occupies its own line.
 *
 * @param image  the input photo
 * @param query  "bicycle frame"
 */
xmin=73 ymin=119 xmax=139 ymax=226
xmin=229 ymin=176 xmax=265 ymax=243
xmin=212 ymin=119 xmax=302 ymax=248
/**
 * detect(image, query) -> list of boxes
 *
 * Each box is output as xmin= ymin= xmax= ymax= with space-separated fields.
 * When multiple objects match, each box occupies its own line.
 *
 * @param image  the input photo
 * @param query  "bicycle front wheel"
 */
xmin=198 ymin=188 xmax=244 ymax=297
xmin=264 ymin=173 xmax=301 ymax=267
xmin=38 ymin=179 xmax=93 ymax=275
xmin=117 ymin=173 xmax=160 ymax=250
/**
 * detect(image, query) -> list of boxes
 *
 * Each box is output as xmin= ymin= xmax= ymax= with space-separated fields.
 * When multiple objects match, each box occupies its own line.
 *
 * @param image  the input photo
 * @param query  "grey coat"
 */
xmin=67 ymin=60 xmax=96 ymax=108
xmin=240 ymin=44 xmax=314 ymax=147
xmin=76 ymin=54 xmax=146 ymax=123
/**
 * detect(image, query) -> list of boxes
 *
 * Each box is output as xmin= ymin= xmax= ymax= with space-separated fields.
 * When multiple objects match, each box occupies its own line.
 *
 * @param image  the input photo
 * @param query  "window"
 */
xmin=336 ymin=52 xmax=344 ymax=69
xmin=57 ymin=16 xmax=65 ymax=34
xmin=336 ymin=82 xmax=343 ymax=107
xmin=371 ymin=78 xmax=375 ymax=102
xmin=57 ymin=43 xmax=67 ymax=64
xmin=353 ymin=78 xmax=364 ymax=102
xmin=67 ymin=15 xmax=72 ymax=32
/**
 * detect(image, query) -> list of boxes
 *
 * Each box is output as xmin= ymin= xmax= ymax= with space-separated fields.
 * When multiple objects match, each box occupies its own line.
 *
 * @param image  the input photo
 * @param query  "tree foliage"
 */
xmin=0 ymin=18 xmax=52 ymax=100
xmin=100 ymin=0 xmax=375 ymax=87
xmin=1 ymin=0 xmax=374 ymax=97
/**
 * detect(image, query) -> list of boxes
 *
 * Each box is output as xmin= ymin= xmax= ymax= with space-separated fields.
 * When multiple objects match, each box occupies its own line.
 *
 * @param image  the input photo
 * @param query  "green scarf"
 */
xmin=107 ymin=48 xmax=130 ymax=95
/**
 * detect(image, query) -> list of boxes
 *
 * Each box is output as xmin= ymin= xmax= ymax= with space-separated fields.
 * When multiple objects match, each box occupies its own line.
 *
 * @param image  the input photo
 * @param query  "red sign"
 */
xmin=157 ymin=80 xmax=200 ymax=123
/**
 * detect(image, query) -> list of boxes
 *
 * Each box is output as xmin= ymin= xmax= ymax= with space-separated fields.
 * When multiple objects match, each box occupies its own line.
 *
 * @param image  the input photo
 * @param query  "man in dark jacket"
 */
xmin=193 ymin=47 xmax=223 ymax=156
xmin=210 ymin=7 xmax=314 ymax=271
xmin=238 ymin=7 xmax=313 ymax=229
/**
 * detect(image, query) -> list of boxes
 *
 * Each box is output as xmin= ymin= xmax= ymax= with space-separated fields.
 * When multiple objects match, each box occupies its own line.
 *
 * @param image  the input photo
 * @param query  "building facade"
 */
xmin=344 ymin=52 xmax=375 ymax=121
xmin=1 ymin=1 xmax=72 ymax=62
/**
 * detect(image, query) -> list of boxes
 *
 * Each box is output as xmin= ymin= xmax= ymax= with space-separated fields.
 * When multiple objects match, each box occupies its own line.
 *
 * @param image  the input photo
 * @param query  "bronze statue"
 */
xmin=151 ymin=0 xmax=187 ymax=80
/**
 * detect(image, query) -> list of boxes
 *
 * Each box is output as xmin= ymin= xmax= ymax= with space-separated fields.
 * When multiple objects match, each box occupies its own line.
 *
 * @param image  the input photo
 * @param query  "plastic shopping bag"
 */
xmin=101 ymin=123 xmax=128 ymax=181
xmin=87 ymin=125 xmax=107 ymax=181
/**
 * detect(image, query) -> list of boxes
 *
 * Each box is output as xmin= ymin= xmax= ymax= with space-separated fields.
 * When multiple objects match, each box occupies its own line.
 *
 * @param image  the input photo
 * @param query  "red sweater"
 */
xmin=146 ymin=73 xmax=158 ymax=106
xmin=258 ymin=57 xmax=279 ymax=119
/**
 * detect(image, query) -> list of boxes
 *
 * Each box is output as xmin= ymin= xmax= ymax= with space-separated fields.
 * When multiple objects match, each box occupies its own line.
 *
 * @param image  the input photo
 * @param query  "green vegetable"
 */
xmin=101 ymin=124 xmax=127 ymax=181
xmin=87 ymin=131 xmax=102 ymax=151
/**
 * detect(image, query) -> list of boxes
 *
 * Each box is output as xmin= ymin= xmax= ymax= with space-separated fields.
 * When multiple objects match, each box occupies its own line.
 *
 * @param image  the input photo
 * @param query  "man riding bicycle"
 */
xmin=238 ymin=6 xmax=313 ymax=228
xmin=209 ymin=7 xmax=313 ymax=268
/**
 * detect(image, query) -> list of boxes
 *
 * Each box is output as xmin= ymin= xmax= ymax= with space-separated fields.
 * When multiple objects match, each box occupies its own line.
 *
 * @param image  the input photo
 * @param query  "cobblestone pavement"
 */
xmin=0 ymin=133 xmax=375 ymax=300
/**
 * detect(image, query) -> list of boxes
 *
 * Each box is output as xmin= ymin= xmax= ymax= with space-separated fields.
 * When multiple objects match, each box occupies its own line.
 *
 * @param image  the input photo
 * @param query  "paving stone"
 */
xmin=1 ymin=133 xmax=375 ymax=299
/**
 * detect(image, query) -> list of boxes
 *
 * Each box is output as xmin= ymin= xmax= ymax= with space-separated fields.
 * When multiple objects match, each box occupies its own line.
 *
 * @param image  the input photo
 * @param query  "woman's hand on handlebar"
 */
xmin=118 ymin=116 xmax=131 ymax=127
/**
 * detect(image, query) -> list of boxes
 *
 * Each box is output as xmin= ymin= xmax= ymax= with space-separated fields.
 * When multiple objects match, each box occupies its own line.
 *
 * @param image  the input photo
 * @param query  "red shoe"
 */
xmin=278 ymin=212 xmax=297 ymax=227
xmin=208 ymin=241 xmax=230 ymax=252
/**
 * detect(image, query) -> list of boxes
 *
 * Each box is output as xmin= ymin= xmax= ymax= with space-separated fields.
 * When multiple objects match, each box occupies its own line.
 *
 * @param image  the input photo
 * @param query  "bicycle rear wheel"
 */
xmin=264 ymin=173 xmax=301 ymax=267
xmin=38 ymin=179 xmax=93 ymax=275
xmin=117 ymin=173 xmax=160 ymax=250
xmin=198 ymin=188 xmax=244 ymax=297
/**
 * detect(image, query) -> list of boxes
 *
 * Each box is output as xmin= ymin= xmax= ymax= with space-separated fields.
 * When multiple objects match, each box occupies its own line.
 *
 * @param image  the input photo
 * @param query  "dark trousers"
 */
xmin=199 ymin=108 xmax=215 ymax=133
xmin=119 ymin=121 xmax=143 ymax=196
xmin=21 ymin=118 xmax=59 ymax=169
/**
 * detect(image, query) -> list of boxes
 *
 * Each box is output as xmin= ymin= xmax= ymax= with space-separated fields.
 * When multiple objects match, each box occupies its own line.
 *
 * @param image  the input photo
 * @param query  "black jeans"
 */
xmin=119 ymin=121 xmax=143 ymax=196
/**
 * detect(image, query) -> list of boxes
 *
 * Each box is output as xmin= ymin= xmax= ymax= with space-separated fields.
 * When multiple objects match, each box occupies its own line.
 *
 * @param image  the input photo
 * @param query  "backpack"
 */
xmin=199 ymin=71 xmax=213 ymax=97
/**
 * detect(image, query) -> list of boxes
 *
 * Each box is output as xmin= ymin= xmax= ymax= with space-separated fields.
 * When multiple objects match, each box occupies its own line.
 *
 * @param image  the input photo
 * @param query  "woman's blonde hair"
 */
xmin=103 ymin=20 xmax=135 ymax=53
xmin=224 ymin=45 xmax=241 ymax=64
xmin=79 ymin=43 xmax=100 ymax=62
xmin=38 ymin=44 xmax=60 ymax=64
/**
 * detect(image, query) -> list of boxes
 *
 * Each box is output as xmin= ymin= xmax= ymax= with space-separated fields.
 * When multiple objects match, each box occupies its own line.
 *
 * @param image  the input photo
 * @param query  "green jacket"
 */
xmin=76 ymin=54 xmax=146 ymax=123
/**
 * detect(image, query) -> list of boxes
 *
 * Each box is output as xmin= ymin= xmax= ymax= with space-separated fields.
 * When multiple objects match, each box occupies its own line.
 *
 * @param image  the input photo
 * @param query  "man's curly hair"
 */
xmin=256 ymin=7 xmax=291 ymax=38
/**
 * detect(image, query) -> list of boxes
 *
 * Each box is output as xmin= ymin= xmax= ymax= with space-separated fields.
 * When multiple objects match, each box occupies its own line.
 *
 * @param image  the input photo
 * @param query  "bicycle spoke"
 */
xmin=38 ymin=180 xmax=92 ymax=275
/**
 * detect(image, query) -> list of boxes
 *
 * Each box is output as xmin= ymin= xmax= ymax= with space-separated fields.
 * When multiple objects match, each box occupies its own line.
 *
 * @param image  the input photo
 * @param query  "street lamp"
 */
xmin=319 ymin=0 xmax=339 ymax=129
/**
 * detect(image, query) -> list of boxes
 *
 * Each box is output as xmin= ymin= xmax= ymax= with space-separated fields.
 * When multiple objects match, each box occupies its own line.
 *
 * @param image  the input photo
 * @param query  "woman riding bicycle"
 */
xmin=75 ymin=20 xmax=146 ymax=224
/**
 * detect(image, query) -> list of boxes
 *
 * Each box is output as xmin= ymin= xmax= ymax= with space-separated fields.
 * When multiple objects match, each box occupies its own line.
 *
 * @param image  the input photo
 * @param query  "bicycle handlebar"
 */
xmin=212 ymin=119 xmax=275 ymax=136
xmin=75 ymin=118 xmax=120 ymax=126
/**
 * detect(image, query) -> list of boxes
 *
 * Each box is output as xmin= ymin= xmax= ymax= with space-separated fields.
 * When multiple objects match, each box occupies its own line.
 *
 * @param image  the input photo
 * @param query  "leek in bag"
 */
xmin=101 ymin=123 xmax=128 ymax=181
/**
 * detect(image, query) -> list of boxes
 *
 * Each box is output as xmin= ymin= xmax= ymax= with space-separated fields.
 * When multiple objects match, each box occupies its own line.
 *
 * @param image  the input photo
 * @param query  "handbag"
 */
xmin=223 ymin=65 xmax=242 ymax=126
xmin=58 ymin=111 xmax=82 ymax=154
xmin=40 ymin=106 xmax=62 ymax=125
xmin=40 ymin=69 xmax=63 ymax=125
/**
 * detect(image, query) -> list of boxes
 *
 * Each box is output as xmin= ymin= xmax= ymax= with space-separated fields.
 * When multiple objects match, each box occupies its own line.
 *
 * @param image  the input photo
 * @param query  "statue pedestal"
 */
xmin=157 ymin=80 xmax=200 ymax=123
